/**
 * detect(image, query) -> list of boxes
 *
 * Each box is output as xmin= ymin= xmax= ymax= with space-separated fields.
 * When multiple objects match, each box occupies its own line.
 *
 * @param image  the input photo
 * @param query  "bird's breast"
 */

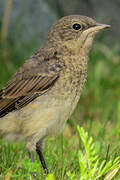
xmin=50 ymin=55 xmax=88 ymax=101
xmin=47 ymin=55 xmax=88 ymax=123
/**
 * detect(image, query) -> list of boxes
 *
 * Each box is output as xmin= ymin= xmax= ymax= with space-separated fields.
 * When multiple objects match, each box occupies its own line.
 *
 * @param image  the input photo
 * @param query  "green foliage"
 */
xmin=1 ymin=125 xmax=120 ymax=179
xmin=116 ymin=101 xmax=120 ymax=137
xmin=67 ymin=126 xmax=120 ymax=180
xmin=46 ymin=173 xmax=55 ymax=180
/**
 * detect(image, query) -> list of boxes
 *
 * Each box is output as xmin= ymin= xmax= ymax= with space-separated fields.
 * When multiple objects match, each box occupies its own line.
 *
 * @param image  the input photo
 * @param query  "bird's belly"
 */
xmin=17 ymin=94 xmax=76 ymax=138
xmin=1 ymin=90 xmax=80 ymax=142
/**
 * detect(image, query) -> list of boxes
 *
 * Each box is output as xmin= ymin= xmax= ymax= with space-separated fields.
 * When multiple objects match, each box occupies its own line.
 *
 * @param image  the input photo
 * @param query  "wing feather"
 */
xmin=0 ymin=54 xmax=63 ymax=118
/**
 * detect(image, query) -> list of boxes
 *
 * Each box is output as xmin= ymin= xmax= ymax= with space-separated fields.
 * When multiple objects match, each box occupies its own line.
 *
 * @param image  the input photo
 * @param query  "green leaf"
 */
xmin=46 ymin=173 xmax=55 ymax=180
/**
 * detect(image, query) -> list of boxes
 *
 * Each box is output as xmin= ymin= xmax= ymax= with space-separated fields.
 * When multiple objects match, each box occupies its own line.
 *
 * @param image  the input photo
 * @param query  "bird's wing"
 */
xmin=0 ymin=54 xmax=64 ymax=117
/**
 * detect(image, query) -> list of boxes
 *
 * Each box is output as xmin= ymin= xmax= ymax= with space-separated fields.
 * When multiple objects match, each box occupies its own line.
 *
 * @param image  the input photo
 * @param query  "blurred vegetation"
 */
xmin=0 ymin=0 xmax=120 ymax=179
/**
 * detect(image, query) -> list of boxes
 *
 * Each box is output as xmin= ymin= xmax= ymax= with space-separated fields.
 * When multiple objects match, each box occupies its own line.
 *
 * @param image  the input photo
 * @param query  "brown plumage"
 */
xmin=0 ymin=54 xmax=63 ymax=117
xmin=0 ymin=15 xmax=110 ymax=175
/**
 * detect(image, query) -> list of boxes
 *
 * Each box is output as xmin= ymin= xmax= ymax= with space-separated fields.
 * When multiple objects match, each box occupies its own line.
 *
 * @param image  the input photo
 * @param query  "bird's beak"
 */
xmin=95 ymin=23 xmax=111 ymax=30
xmin=83 ymin=23 xmax=111 ymax=35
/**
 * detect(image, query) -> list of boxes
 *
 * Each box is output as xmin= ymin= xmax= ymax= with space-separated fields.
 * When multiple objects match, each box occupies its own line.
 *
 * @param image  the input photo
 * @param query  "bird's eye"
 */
xmin=72 ymin=23 xmax=82 ymax=30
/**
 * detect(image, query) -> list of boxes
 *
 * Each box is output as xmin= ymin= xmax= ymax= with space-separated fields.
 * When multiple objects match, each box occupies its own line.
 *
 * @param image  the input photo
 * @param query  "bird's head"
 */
xmin=46 ymin=15 xmax=110 ymax=55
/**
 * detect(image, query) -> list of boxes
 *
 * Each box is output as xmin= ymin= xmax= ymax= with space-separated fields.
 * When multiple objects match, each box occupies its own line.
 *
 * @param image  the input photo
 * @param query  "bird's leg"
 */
xmin=27 ymin=149 xmax=35 ymax=162
xmin=36 ymin=141 xmax=49 ymax=175
xmin=26 ymin=143 xmax=37 ymax=178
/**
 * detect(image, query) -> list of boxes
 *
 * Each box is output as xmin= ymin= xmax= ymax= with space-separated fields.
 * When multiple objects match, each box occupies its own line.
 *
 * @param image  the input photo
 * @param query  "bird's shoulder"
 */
xmin=11 ymin=47 xmax=64 ymax=82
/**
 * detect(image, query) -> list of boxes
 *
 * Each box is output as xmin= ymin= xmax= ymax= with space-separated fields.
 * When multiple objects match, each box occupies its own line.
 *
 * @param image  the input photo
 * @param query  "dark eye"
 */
xmin=72 ymin=23 xmax=82 ymax=30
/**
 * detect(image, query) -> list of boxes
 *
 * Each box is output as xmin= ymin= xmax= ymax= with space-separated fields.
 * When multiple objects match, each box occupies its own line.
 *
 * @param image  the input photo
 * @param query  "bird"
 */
xmin=0 ymin=15 xmax=110 ymax=175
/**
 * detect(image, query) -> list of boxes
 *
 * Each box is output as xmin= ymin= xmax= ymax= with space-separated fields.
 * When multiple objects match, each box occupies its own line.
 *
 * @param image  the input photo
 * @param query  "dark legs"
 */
xmin=36 ymin=142 xmax=49 ymax=175
xmin=27 ymin=140 xmax=49 ymax=175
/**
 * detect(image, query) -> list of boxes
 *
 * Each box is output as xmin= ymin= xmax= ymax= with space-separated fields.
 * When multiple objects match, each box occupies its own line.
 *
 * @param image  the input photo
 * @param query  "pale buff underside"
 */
xmin=0 ymin=88 xmax=81 ymax=143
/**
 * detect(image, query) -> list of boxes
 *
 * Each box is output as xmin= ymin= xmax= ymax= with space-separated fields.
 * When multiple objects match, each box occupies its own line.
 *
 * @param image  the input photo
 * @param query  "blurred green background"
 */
xmin=0 ymin=0 xmax=120 ymax=179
